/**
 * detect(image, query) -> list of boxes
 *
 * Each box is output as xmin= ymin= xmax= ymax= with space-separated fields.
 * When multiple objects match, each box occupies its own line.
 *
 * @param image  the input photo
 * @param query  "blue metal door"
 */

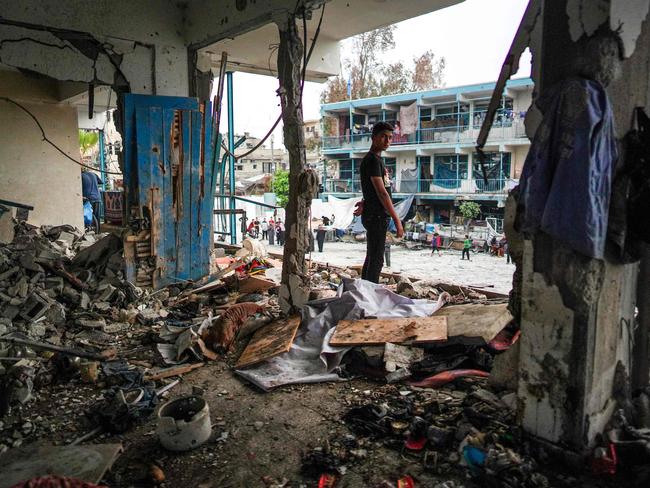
xmin=122 ymin=94 xmax=216 ymax=288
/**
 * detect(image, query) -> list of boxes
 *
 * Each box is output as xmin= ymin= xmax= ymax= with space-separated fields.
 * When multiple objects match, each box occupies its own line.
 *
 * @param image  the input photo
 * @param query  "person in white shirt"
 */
xmin=261 ymin=218 xmax=269 ymax=240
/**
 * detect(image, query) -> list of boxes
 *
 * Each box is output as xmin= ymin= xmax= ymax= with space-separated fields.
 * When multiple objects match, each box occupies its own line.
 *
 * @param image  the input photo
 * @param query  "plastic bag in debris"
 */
xmin=83 ymin=200 xmax=94 ymax=227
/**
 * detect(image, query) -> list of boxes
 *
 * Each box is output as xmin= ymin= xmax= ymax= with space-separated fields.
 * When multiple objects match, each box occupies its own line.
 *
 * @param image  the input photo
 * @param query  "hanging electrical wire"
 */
xmin=1 ymin=96 xmax=123 ymax=175
xmin=219 ymin=1 xmax=325 ymax=161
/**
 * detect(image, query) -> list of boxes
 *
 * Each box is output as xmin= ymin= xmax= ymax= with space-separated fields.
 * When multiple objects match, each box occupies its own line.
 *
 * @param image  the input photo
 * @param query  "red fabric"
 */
xmin=488 ymin=328 xmax=521 ymax=352
xmin=408 ymin=369 xmax=490 ymax=388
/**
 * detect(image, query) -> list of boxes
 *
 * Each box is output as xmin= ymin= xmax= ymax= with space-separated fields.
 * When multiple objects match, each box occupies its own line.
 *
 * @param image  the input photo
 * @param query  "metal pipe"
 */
xmin=227 ymin=72 xmax=236 ymax=244
xmin=98 ymin=130 xmax=106 ymax=191
xmin=98 ymin=129 xmax=106 ymax=220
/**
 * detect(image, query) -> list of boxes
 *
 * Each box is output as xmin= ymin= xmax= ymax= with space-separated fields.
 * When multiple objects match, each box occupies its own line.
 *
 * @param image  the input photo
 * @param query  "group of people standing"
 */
xmin=241 ymin=216 xmax=285 ymax=246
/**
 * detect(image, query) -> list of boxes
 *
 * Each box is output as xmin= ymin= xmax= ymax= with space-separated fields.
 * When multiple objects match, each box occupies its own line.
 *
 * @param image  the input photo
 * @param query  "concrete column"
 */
xmin=277 ymin=14 xmax=318 ymax=314
xmin=516 ymin=0 xmax=648 ymax=452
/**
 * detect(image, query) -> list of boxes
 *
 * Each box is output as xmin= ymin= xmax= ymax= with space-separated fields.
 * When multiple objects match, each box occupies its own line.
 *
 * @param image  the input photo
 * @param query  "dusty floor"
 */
xmin=17 ymin=364 xmax=477 ymax=487
xmin=267 ymin=242 xmax=515 ymax=295
xmin=12 ymin=361 xmax=631 ymax=488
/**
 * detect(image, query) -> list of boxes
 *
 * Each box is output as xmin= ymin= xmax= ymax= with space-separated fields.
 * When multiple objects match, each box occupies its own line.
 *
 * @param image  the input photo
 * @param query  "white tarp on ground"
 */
xmin=235 ymin=278 xmax=447 ymax=391
xmin=311 ymin=195 xmax=362 ymax=229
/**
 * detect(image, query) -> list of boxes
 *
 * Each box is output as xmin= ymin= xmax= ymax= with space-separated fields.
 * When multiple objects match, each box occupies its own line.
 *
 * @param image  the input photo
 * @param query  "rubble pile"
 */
xmin=0 ymin=223 xmax=283 ymax=457
xmin=301 ymin=382 xmax=558 ymax=488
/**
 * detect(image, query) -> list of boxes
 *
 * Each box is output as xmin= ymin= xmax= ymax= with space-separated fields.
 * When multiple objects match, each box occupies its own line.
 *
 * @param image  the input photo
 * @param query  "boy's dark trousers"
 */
xmin=361 ymin=214 xmax=389 ymax=283
xmin=462 ymin=248 xmax=470 ymax=260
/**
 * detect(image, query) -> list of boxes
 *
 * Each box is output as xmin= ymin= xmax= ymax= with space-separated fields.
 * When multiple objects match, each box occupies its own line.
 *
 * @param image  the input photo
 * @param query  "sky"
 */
xmin=222 ymin=0 xmax=531 ymax=149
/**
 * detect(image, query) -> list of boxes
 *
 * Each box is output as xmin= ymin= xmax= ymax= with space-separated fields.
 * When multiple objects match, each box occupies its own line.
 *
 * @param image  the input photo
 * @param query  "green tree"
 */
xmin=273 ymin=169 xmax=290 ymax=208
xmin=78 ymin=130 xmax=99 ymax=157
xmin=458 ymin=200 xmax=481 ymax=231
xmin=459 ymin=201 xmax=481 ymax=220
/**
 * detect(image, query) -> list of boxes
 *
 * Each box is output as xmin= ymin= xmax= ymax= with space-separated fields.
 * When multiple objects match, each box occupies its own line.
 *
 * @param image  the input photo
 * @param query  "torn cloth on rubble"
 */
xmin=516 ymin=77 xmax=617 ymax=259
xmin=235 ymin=278 xmax=446 ymax=391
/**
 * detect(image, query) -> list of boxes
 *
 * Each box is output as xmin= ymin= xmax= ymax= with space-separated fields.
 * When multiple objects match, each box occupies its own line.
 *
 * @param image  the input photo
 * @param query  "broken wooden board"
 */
xmin=237 ymin=275 xmax=278 ymax=294
xmin=235 ymin=316 xmax=301 ymax=369
xmin=434 ymin=282 xmax=508 ymax=300
xmin=434 ymin=302 xmax=512 ymax=344
xmin=329 ymin=316 xmax=448 ymax=347
xmin=0 ymin=443 xmax=122 ymax=488
xmin=144 ymin=362 xmax=204 ymax=381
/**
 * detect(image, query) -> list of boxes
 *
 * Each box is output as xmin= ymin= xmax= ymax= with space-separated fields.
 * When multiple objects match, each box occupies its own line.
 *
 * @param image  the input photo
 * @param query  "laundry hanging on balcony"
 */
xmin=399 ymin=102 xmax=418 ymax=135
xmin=400 ymin=168 xmax=419 ymax=193
xmin=516 ymin=77 xmax=617 ymax=259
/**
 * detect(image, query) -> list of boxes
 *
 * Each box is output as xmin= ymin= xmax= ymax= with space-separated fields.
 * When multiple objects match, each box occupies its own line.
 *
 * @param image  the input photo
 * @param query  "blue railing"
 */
xmin=322 ymin=118 xmax=525 ymax=151
xmin=323 ymin=178 xmax=513 ymax=194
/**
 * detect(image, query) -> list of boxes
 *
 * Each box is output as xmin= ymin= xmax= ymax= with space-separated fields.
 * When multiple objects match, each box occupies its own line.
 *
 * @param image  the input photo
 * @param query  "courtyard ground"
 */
xmin=268 ymin=241 xmax=515 ymax=294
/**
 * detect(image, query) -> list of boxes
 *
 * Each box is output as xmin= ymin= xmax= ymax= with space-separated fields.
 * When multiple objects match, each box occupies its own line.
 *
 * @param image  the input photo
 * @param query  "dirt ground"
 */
xmin=16 ymin=364 xmax=478 ymax=488
xmin=267 ymin=241 xmax=515 ymax=294
xmin=12 ymin=360 xmax=630 ymax=488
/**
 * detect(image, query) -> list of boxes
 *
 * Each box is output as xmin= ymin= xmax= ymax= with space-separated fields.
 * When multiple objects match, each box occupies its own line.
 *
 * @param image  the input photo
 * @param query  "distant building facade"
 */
xmin=319 ymin=78 xmax=533 ymax=227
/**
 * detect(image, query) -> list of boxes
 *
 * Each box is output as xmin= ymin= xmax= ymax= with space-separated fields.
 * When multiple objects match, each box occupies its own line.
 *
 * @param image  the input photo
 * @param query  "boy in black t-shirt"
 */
xmin=356 ymin=122 xmax=404 ymax=283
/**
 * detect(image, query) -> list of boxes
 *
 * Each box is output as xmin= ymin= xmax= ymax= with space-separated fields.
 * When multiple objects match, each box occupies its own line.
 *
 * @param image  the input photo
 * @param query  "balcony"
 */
xmin=322 ymin=119 xmax=526 ymax=151
xmin=323 ymin=178 xmax=514 ymax=195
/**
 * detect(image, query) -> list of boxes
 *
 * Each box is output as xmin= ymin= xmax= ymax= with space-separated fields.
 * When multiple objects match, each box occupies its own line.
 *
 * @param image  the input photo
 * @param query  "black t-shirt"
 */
xmin=360 ymin=152 xmax=391 ymax=217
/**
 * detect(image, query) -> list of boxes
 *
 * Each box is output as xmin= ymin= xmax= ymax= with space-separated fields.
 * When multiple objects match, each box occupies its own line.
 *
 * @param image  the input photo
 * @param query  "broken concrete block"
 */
xmin=19 ymin=254 xmax=43 ymax=273
xmin=0 ymin=266 xmax=19 ymax=281
xmin=44 ymin=277 xmax=64 ymax=294
xmin=30 ymin=323 xmax=47 ymax=338
xmin=76 ymin=318 xmax=106 ymax=329
xmin=384 ymin=343 xmax=425 ymax=372
xmin=386 ymin=368 xmax=412 ymax=383
xmin=61 ymin=286 xmax=80 ymax=304
xmin=137 ymin=308 xmax=161 ymax=325
xmin=45 ymin=302 xmax=66 ymax=325
xmin=93 ymin=302 xmax=111 ymax=312
xmin=80 ymin=292 xmax=90 ymax=310
xmin=102 ymin=322 xmax=129 ymax=334
xmin=96 ymin=283 xmax=118 ymax=303
xmin=1 ymin=305 xmax=20 ymax=320
xmin=396 ymin=277 xmax=415 ymax=297
xmin=7 ymin=277 xmax=29 ymax=298
xmin=57 ymin=231 xmax=76 ymax=248
xmin=19 ymin=292 xmax=50 ymax=321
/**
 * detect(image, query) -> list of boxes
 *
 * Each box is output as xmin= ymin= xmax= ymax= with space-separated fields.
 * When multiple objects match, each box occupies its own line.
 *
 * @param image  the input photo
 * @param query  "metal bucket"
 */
xmin=157 ymin=395 xmax=211 ymax=451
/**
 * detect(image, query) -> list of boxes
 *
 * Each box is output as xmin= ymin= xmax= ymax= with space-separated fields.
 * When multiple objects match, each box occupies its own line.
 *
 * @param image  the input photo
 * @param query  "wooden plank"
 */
xmin=329 ymin=316 xmax=448 ymax=347
xmin=434 ymin=302 xmax=512 ymax=344
xmin=144 ymin=362 xmax=204 ymax=381
xmin=237 ymin=275 xmax=278 ymax=294
xmin=236 ymin=316 xmax=301 ymax=368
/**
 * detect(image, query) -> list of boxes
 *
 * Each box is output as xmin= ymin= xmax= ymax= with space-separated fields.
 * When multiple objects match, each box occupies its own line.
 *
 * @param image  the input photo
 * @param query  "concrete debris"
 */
xmin=0 ymin=221 xmax=591 ymax=487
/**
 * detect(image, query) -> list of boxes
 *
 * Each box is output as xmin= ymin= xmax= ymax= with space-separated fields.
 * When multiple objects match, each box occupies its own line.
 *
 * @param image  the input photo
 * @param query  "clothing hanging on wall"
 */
xmin=516 ymin=77 xmax=617 ymax=259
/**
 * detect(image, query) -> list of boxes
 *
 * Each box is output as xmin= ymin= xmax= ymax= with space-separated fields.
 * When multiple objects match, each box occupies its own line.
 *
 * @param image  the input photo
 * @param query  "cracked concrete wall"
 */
xmin=0 ymin=0 xmax=186 ymax=95
xmin=185 ymin=0 xmax=323 ymax=49
xmin=0 ymin=71 xmax=84 ymax=229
